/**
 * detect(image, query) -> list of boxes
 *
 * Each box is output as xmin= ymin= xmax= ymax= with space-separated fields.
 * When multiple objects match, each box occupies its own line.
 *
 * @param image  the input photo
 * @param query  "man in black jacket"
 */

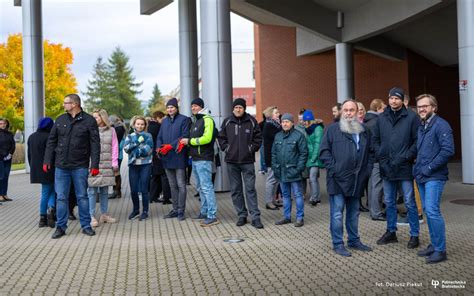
xmin=44 ymin=94 xmax=100 ymax=239
xmin=218 ymin=98 xmax=264 ymax=229
xmin=320 ymin=100 xmax=373 ymax=257
xmin=373 ymin=87 xmax=420 ymax=249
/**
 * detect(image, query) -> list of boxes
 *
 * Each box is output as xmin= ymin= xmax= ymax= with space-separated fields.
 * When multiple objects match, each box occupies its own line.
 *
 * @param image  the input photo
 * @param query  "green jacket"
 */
xmin=306 ymin=124 xmax=324 ymax=168
xmin=271 ymin=127 xmax=308 ymax=183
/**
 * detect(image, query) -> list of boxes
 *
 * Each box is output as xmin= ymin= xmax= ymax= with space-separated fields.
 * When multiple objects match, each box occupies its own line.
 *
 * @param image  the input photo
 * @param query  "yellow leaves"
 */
xmin=0 ymin=33 xmax=77 ymax=130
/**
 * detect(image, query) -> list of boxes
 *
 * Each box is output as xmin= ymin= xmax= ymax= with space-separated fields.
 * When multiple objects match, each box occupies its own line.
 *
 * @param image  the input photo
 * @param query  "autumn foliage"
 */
xmin=0 ymin=34 xmax=77 ymax=131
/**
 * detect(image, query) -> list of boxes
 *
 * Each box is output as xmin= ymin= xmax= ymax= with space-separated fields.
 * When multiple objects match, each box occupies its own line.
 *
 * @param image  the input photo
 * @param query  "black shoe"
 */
xmin=265 ymin=203 xmax=279 ymax=210
xmin=164 ymin=210 xmax=178 ymax=219
xmin=294 ymin=219 xmax=304 ymax=227
xmin=426 ymin=251 xmax=447 ymax=264
xmin=310 ymin=200 xmax=321 ymax=206
xmin=251 ymin=219 xmax=264 ymax=229
xmin=39 ymin=215 xmax=47 ymax=228
xmin=194 ymin=192 xmax=200 ymax=197
xmin=273 ymin=200 xmax=283 ymax=207
xmin=128 ymin=211 xmax=140 ymax=220
xmin=156 ymin=198 xmax=164 ymax=203
xmin=236 ymin=217 xmax=247 ymax=227
xmin=82 ymin=227 xmax=96 ymax=236
xmin=359 ymin=205 xmax=369 ymax=212
xmin=193 ymin=213 xmax=207 ymax=220
xmin=47 ymin=207 xmax=56 ymax=228
xmin=52 ymin=228 xmax=66 ymax=239
xmin=371 ymin=214 xmax=386 ymax=221
xmin=275 ymin=218 xmax=291 ymax=225
xmin=68 ymin=213 xmax=77 ymax=220
xmin=139 ymin=212 xmax=149 ymax=221
xmin=162 ymin=200 xmax=172 ymax=205
xmin=407 ymin=236 xmax=419 ymax=249
xmin=177 ymin=213 xmax=186 ymax=221
xmin=108 ymin=193 xmax=117 ymax=199
xmin=418 ymin=244 xmax=435 ymax=257
xmin=376 ymin=231 xmax=398 ymax=245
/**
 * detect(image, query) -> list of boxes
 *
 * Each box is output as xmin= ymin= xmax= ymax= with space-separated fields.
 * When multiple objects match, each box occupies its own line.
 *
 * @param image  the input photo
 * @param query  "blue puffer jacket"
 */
xmin=413 ymin=115 xmax=454 ymax=183
xmin=156 ymin=113 xmax=191 ymax=169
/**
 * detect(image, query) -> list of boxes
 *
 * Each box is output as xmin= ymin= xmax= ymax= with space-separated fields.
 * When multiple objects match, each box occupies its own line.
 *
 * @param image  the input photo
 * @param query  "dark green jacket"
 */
xmin=271 ymin=128 xmax=308 ymax=183
xmin=189 ymin=111 xmax=215 ymax=161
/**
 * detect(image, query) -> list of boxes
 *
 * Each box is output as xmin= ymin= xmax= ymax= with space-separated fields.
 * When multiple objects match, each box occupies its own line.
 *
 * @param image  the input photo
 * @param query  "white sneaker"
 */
xmin=90 ymin=216 xmax=99 ymax=227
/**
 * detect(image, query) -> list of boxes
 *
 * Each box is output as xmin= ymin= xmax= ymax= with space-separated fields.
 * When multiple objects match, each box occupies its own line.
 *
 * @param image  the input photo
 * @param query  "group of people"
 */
xmin=4 ymin=86 xmax=453 ymax=265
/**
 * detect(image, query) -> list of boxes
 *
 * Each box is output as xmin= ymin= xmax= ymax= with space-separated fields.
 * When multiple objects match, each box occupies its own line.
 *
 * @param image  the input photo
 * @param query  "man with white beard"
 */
xmin=319 ymin=100 xmax=374 ymax=257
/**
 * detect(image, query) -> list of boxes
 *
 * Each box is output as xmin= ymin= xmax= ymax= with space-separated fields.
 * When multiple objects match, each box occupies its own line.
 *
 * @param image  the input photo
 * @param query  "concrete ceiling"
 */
xmin=311 ymin=0 xmax=371 ymax=13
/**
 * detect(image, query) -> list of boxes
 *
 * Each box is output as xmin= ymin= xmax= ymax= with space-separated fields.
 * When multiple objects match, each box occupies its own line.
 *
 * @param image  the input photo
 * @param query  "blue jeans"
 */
xmin=280 ymin=181 xmax=304 ymax=220
xmin=0 ymin=159 xmax=12 ymax=195
xmin=129 ymin=164 xmax=151 ymax=213
xmin=55 ymin=167 xmax=90 ymax=230
xmin=383 ymin=180 xmax=419 ymax=236
xmin=40 ymin=183 xmax=56 ymax=215
xmin=88 ymin=186 xmax=109 ymax=216
xmin=418 ymin=180 xmax=446 ymax=252
xmin=329 ymin=194 xmax=360 ymax=248
xmin=193 ymin=161 xmax=217 ymax=219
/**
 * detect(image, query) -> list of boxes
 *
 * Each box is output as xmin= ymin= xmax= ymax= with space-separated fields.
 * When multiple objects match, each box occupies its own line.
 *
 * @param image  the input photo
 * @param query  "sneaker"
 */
xmin=294 ymin=219 xmax=304 ymax=227
xmin=139 ymin=212 xmax=149 ymax=221
xmin=417 ymin=244 xmax=435 ymax=257
xmin=396 ymin=215 xmax=409 ymax=226
xmin=90 ymin=217 xmax=99 ymax=227
xmin=251 ymin=218 xmax=264 ymax=229
xmin=99 ymin=214 xmax=117 ymax=224
xmin=164 ymin=210 xmax=178 ymax=219
xmin=193 ymin=213 xmax=207 ymax=220
xmin=39 ymin=215 xmax=47 ymax=228
xmin=265 ymin=203 xmax=279 ymax=210
xmin=376 ymin=231 xmax=398 ymax=245
xmin=426 ymin=251 xmax=447 ymax=264
xmin=128 ymin=211 xmax=140 ymax=220
xmin=177 ymin=213 xmax=186 ymax=221
xmin=52 ymin=228 xmax=66 ymax=239
xmin=236 ymin=217 xmax=247 ymax=226
xmin=418 ymin=215 xmax=424 ymax=224
xmin=309 ymin=200 xmax=321 ymax=206
xmin=371 ymin=214 xmax=386 ymax=221
xmin=334 ymin=245 xmax=352 ymax=257
xmin=47 ymin=207 xmax=56 ymax=228
xmin=201 ymin=218 xmax=220 ymax=227
xmin=275 ymin=218 xmax=291 ymax=225
xmin=348 ymin=241 xmax=373 ymax=252
xmin=407 ymin=236 xmax=419 ymax=249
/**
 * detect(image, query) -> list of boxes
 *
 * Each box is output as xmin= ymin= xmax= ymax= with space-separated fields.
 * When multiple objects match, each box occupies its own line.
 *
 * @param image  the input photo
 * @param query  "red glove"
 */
xmin=177 ymin=141 xmax=186 ymax=153
xmin=159 ymin=144 xmax=173 ymax=155
xmin=90 ymin=168 xmax=100 ymax=176
xmin=43 ymin=164 xmax=50 ymax=173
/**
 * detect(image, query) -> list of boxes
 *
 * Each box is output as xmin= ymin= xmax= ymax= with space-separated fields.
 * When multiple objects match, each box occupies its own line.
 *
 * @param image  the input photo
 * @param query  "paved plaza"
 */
xmin=0 ymin=163 xmax=473 ymax=295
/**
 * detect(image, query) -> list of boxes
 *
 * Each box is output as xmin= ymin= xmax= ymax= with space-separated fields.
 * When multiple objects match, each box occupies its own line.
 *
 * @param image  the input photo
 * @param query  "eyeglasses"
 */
xmin=417 ymin=105 xmax=431 ymax=110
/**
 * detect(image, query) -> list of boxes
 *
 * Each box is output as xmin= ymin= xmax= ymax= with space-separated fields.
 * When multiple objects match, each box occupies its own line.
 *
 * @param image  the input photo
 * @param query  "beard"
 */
xmin=339 ymin=116 xmax=365 ymax=135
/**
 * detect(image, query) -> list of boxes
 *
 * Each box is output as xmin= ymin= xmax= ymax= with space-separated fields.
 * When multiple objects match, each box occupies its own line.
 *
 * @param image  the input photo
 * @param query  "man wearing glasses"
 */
xmin=413 ymin=94 xmax=454 ymax=264
xmin=44 ymin=94 xmax=100 ymax=239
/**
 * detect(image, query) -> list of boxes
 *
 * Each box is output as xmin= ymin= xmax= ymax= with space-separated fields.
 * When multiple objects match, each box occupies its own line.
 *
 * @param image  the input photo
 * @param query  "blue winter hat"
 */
xmin=281 ymin=113 xmax=294 ymax=123
xmin=302 ymin=110 xmax=315 ymax=121
xmin=38 ymin=117 xmax=54 ymax=130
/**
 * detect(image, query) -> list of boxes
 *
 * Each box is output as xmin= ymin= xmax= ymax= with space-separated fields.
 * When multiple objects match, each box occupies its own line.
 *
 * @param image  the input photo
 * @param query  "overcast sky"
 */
xmin=0 ymin=0 xmax=254 ymax=103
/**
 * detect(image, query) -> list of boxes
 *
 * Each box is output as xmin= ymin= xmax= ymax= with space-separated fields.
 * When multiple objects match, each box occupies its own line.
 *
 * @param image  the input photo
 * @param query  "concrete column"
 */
xmin=178 ymin=0 xmax=198 ymax=116
xmin=457 ymin=0 xmax=474 ymax=184
xmin=200 ymin=0 xmax=232 ymax=192
xmin=335 ymin=43 xmax=354 ymax=103
xmin=22 ymin=0 xmax=45 ymax=173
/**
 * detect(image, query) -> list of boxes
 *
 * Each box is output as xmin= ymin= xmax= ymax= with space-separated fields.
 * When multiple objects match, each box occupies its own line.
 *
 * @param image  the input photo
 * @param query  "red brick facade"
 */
xmin=254 ymin=24 xmax=461 ymax=158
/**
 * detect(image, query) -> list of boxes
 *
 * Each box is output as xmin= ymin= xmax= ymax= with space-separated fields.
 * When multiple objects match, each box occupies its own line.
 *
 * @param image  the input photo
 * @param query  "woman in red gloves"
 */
xmin=87 ymin=109 xmax=119 ymax=227
xmin=124 ymin=116 xmax=154 ymax=220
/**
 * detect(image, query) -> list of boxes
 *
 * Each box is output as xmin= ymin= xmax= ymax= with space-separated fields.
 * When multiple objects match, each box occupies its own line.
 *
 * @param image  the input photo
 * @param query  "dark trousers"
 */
xmin=0 ymin=159 xmax=12 ymax=195
xmin=227 ymin=163 xmax=261 ymax=220
xmin=150 ymin=173 xmax=171 ymax=201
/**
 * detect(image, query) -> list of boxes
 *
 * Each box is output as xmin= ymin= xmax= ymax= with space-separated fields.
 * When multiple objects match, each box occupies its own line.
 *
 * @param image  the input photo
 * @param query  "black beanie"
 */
xmin=388 ymin=87 xmax=404 ymax=100
xmin=232 ymin=98 xmax=246 ymax=110
xmin=191 ymin=98 xmax=204 ymax=108
xmin=166 ymin=98 xmax=179 ymax=108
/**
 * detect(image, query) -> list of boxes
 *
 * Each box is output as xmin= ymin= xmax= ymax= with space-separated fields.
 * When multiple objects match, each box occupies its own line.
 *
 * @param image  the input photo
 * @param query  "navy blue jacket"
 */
xmin=413 ymin=115 xmax=454 ymax=183
xmin=156 ymin=113 xmax=190 ymax=169
xmin=373 ymin=106 xmax=419 ymax=180
xmin=319 ymin=123 xmax=373 ymax=198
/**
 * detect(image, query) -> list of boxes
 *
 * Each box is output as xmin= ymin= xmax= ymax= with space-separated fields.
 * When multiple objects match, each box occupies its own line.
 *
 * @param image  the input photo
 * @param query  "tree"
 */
xmin=146 ymin=83 xmax=166 ymax=115
xmin=83 ymin=47 xmax=143 ymax=119
xmin=0 ymin=34 xmax=77 ymax=131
